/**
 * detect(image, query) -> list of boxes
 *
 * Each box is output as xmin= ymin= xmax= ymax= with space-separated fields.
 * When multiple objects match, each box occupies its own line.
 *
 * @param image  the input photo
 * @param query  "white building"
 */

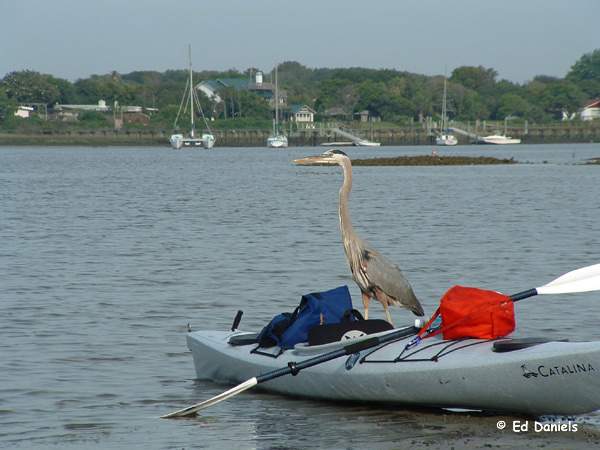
xmin=14 ymin=106 xmax=34 ymax=118
xmin=54 ymin=99 xmax=110 ymax=112
xmin=581 ymin=99 xmax=600 ymax=121
xmin=289 ymin=104 xmax=315 ymax=124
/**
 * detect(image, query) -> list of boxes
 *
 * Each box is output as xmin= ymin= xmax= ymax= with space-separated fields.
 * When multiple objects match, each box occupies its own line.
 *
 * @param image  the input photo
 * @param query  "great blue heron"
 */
xmin=294 ymin=149 xmax=424 ymax=324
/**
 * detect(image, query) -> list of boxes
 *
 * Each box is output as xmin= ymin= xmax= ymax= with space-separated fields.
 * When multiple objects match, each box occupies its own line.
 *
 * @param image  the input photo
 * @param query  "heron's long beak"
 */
xmin=293 ymin=155 xmax=334 ymax=166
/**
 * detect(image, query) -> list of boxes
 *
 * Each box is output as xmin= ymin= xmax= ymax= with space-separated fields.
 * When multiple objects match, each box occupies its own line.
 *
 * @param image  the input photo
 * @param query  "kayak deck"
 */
xmin=187 ymin=329 xmax=600 ymax=415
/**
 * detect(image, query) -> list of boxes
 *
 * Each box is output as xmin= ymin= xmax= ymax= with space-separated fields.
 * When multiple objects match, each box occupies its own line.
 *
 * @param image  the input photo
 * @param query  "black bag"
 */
xmin=307 ymin=309 xmax=393 ymax=346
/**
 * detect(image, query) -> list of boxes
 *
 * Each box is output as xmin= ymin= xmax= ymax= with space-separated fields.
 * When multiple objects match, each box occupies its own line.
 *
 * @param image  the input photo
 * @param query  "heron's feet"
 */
xmin=383 ymin=306 xmax=394 ymax=327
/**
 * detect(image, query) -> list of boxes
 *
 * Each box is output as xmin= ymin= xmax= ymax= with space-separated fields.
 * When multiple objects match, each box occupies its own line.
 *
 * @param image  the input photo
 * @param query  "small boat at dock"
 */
xmin=435 ymin=77 xmax=458 ymax=146
xmin=480 ymin=134 xmax=522 ymax=145
xmin=353 ymin=139 xmax=381 ymax=147
xmin=266 ymin=64 xmax=288 ymax=148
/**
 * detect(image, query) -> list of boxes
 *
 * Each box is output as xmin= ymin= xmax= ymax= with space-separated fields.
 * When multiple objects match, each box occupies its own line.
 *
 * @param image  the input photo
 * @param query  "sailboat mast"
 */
xmin=274 ymin=64 xmax=279 ymax=134
xmin=441 ymin=78 xmax=447 ymax=131
xmin=189 ymin=44 xmax=195 ymax=138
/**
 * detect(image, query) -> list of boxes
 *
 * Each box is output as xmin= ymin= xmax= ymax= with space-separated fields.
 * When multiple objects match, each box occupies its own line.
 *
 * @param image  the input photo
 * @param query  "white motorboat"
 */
xmin=353 ymin=140 xmax=381 ymax=147
xmin=480 ymin=134 xmax=521 ymax=145
xmin=170 ymin=45 xmax=215 ymax=150
xmin=320 ymin=141 xmax=355 ymax=147
xmin=479 ymin=117 xmax=521 ymax=145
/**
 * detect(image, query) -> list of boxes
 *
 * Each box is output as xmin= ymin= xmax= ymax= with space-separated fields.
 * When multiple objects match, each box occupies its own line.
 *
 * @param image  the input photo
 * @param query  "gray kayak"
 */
xmin=186 ymin=328 xmax=600 ymax=415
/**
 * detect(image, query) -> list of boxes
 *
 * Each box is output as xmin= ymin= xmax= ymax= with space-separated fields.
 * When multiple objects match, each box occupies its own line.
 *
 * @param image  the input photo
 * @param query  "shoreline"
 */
xmin=1 ymin=124 xmax=600 ymax=147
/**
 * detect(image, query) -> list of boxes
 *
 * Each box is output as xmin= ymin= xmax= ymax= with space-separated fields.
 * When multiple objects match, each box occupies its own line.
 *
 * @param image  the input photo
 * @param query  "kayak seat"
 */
xmin=492 ymin=337 xmax=568 ymax=353
xmin=308 ymin=319 xmax=395 ymax=346
xmin=228 ymin=320 xmax=399 ymax=347
xmin=228 ymin=333 xmax=260 ymax=346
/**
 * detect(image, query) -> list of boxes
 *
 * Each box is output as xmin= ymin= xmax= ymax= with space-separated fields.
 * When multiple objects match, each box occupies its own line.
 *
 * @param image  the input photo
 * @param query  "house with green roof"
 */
xmin=197 ymin=71 xmax=286 ymax=109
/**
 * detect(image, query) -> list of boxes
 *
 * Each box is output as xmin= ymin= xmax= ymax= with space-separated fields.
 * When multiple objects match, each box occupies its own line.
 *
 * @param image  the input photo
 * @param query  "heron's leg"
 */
xmin=373 ymin=288 xmax=394 ymax=326
xmin=361 ymin=292 xmax=370 ymax=320
xmin=383 ymin=304 xmax=394 ymax=327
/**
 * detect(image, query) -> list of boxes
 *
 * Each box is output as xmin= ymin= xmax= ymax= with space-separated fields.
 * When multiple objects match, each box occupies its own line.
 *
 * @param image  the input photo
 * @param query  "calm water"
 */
xmin=1 ymin=144 xmax=600 ymax=449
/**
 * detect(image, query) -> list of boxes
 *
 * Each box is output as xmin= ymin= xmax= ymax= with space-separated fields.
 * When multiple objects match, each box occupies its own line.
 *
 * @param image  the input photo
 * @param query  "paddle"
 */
xmin=161 ymin=325 xmax=418 ymax=418
xmin=511 ymin=263 xmax=600 ymax=300
xmin=161 ymin=263 xmax=600 ymax=419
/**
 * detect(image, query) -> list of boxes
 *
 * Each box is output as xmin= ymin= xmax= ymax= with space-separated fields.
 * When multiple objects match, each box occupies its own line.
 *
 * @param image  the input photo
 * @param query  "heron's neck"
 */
xmin=338 ymin=159 xmax=356 ymax=240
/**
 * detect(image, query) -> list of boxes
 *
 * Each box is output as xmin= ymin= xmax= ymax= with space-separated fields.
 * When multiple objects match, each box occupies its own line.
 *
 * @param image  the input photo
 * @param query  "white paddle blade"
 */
xmin=161 ymin=377 xmax=258 ymax=418
xmin=537 ymin=263 xmax=600 ymax=295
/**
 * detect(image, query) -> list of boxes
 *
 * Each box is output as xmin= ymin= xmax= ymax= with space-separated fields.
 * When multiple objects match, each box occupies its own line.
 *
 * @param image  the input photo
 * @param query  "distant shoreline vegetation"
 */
xmin=0 ymin=49 xmax=599 ymax=138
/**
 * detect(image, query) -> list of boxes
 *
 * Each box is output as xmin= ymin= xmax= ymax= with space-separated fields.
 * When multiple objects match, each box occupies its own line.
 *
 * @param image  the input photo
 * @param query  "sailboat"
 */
xmin=266 ymin=64 xmax=288 ymax=148
xmin=435 ymin=77 xmax=458 ymax=146
xmin=170 ymin=45 xmax=215 ymax=150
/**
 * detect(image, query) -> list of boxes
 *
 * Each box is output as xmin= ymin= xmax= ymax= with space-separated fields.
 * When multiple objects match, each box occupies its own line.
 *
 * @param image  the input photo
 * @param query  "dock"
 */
xmin=1 ymin=121 xmax=599 ymax=147
xmin=329 ymin=127 xmax=380 ymax=146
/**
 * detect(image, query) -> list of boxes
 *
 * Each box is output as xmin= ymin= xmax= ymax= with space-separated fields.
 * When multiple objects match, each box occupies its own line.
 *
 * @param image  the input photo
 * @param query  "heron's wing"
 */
xmin=363 ymin=248 xmax=424 ymax=316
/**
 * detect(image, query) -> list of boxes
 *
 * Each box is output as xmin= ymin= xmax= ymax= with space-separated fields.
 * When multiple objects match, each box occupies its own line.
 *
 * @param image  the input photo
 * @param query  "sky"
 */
xmin=1 ymin=0 xmax=598 ymax=83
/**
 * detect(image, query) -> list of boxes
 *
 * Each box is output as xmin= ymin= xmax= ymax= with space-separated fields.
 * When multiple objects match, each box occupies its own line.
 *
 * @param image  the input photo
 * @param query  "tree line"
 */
xmin=0 ymin=49 xmax=598 ymax=129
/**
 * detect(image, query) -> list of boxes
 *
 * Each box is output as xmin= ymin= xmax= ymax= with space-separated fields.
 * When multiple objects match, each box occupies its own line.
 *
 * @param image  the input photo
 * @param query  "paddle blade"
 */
xmin=537 ymin=263 xmax=600 ymax=295
xmin=161 ymin=377 xmax=258 ymax=418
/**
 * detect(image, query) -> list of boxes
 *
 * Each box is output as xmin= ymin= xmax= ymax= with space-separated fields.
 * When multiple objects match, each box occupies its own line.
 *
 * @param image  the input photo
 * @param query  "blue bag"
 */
xmin=256 ymin=285 xmax=354 ymax=350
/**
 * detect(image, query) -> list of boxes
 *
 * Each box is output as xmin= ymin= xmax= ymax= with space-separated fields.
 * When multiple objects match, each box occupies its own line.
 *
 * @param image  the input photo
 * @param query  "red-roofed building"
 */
xmin=581 ymin=99 xmax=600 ymax=121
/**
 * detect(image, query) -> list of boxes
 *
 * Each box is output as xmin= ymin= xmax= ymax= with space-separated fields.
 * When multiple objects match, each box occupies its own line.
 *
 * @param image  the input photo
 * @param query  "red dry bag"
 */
xmin=420 ymin=286 xmax=515 ymax=340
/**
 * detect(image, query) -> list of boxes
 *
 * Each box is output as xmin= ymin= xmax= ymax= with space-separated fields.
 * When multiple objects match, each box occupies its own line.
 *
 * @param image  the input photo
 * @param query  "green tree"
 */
xmin=463 ymin=92 xmax=490 ymax=120
xmin=79 ymin=111 xmax=109 ymax=126
xmin=122 ymin=71 xmax=163 ymax=107
xmin=315 ymin=78 xmax=357 ymax=112
xmin=540 ymin=81 xmax=585 ymax=119
xmin=567 ymin=49 xmax=600 ymax=98
xmin=450 ymin=66 xmax=498 ymax=92
xmin=277 ymin=61 xmax=316 ymax=102
xmin=0 ymin=85 xmax=16 ymax=123
xmin=155 ymin=79 xmax=187 ymax=108
xmin=74 ymin=74 xmax=139 ymax=105
xmin=497 ymin=93 xmax=532 ymax=118
xmin=53 ymin=77 xmax=77 ymax=104
xmin=151 ymin=104 xmax=179 ymax=128
xmin=527 ymin=79 xmax=585 ymax=120
xmin=353 ymin=79 xmax=414 ymax=120
xmin=236 ymin=91 xmax=270 ymax=119
xmin=1 ymin=70 xmax=61 ymax=104
xmin=355 ymin=80 xmax=386 ymax=116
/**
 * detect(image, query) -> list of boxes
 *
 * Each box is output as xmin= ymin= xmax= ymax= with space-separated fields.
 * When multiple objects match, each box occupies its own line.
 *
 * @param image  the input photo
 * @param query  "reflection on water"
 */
xmin=1 ymin=144 xmax=600 ymax=449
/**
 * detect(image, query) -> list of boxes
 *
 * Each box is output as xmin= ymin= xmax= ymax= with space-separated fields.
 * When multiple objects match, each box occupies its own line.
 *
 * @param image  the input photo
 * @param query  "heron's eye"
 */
xmin=324 ymin=149 xmax=347 ymax=157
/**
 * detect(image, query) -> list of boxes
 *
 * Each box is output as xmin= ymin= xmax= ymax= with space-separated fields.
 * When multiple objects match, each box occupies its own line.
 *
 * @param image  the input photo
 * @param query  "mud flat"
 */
xmin=351 ymin=155 xmax=517 ymax=166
